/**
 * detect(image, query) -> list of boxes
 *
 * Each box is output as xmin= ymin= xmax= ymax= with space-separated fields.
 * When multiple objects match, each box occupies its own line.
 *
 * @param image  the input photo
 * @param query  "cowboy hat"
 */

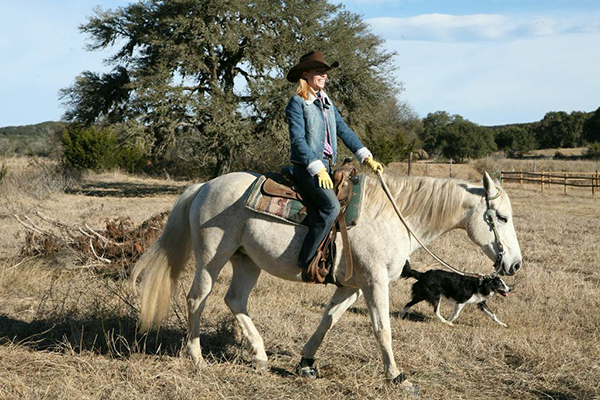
xmin=286 ymin=50 xmax=339 ymax=83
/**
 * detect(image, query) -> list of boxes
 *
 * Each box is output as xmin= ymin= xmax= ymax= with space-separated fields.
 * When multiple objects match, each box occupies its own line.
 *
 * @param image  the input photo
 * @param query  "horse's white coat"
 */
xmin=133 ymin=171 xmax=521 ymax=380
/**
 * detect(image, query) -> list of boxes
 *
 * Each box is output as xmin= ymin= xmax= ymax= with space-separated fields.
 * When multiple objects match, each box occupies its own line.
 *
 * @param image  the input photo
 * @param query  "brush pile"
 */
xmin=15 ymin=211 xmax=169 ymax=278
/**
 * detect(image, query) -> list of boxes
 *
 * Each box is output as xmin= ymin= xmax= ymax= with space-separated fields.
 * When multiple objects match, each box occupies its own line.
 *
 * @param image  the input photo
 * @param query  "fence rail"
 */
xmin=501 ymin=171 xmax=600 ymax=196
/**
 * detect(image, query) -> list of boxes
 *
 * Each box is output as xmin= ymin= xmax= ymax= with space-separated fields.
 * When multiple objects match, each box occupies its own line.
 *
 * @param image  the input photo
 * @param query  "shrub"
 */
xmin=585 ymin=143 xmax=600 ymax=160
xmin=62 ymin=124 xmax=119 ymax=171
xmin=61 ymin=124 xmax=148 ymax=172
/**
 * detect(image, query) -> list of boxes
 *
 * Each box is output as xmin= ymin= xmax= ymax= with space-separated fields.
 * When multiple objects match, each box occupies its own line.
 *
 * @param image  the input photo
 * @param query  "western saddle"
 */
xmin=262 ymin=158 xmax=357 ymax=285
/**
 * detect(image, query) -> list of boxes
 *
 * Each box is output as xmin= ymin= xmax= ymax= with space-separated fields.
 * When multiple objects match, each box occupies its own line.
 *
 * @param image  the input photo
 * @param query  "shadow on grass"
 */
xmin=348 ymin=306 xmax=429 ymax=322
xmin=66 ymin=181 xmax=185 ymax=198
xmin=0 ymin=312 xmax=238 ymax=363
xmin=394 ymin=310 xmax=429 ymax=322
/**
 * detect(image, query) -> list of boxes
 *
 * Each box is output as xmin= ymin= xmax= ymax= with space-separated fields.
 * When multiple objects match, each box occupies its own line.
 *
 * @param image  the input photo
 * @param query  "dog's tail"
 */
xmin=401 ymin=260 xmax=422 ymax=280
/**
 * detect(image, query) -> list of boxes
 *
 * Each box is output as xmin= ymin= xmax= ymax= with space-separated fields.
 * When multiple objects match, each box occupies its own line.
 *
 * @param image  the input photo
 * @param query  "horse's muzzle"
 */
xmin=504 ymin=261 xmax=522 ymax=276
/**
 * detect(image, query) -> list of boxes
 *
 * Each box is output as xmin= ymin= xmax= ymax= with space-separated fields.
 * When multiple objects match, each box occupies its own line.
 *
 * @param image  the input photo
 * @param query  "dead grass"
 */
xmin=528 ymin=147 xmax=587 ymax=157
xmin=1 ymin=160 xmax=599 ymax=399
xmin=475 ymin=156 xmax=600 ymax=175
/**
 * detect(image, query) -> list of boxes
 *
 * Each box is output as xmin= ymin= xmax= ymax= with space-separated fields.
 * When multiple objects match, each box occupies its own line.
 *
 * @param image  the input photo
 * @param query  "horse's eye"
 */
xmin=496 ymin=213 xmax=508 ymax=223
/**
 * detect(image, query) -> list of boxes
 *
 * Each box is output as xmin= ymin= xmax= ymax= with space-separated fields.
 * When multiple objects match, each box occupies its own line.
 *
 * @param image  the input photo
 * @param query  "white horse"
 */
xmin=132 ymin=171 xmax=522 ymax=383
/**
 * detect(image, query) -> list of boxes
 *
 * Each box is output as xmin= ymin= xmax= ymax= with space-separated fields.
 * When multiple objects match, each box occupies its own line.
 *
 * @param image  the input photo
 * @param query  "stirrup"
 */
xmin=301 ymin=260 xmax=341 ymax=286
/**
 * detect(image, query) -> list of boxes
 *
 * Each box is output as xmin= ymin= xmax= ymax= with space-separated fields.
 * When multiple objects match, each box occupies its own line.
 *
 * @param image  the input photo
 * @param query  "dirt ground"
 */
xmin=0 ymin=158 xmax=598 ymax=399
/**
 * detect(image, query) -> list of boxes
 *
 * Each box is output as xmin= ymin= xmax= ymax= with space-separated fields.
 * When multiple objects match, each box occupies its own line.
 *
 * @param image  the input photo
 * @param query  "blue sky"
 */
xmin=1 ymin=0 xmax=599 ymax=127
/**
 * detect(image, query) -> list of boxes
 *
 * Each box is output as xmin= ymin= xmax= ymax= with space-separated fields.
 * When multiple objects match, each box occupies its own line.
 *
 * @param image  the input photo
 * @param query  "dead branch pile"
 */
xmin=15 ymin=211 xmax=169 ymax=278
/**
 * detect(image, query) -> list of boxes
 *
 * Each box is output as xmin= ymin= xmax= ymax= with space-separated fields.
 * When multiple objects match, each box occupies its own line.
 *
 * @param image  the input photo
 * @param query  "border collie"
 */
xmin=400 ymin=261 xmax=510 ymax=327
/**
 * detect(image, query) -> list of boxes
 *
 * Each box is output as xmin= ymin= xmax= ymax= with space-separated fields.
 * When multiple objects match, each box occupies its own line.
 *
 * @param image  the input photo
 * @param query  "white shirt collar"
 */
xmin=304 ymin=90 xmax=330 ymax=106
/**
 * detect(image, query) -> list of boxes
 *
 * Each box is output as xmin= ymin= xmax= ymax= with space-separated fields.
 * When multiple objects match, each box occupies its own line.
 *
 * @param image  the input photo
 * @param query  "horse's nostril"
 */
xmin=513 ymin=262 xmax=521 ymax=272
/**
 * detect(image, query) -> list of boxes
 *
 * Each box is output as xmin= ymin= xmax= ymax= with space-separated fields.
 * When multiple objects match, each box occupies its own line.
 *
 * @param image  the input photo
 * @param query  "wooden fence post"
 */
xmin=541 ymin=172 xmax=545 ymax=193
xmin=449 ymin=159 xmax=453 ymax=178
xmin=408 ymin=152 xmax=413 ymax=177
xmin=564 ymin=173 xmax=568 ymax=195
xmin=520 ymin=172 xmax=523 ymax=188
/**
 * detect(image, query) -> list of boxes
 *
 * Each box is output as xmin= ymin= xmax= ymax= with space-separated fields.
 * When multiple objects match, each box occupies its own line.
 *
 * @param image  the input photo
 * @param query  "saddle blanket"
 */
xmin=244 ymin=174 xmax=365 ymax=227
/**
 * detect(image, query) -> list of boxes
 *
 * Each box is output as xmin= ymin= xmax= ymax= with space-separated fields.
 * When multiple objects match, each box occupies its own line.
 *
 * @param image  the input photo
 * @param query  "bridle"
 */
xmin=484 ymin=186 xmax=505 ymax=275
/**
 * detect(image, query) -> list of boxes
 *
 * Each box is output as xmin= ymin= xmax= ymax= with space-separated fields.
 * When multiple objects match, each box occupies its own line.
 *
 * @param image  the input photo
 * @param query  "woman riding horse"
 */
xmin=285 ymin=50 xmax=384 ymax=281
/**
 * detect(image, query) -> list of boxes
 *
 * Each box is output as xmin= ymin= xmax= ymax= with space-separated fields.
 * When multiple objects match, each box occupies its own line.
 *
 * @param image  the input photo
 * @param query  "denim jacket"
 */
xmin=285 ymin=92 xmax=371 ymax=176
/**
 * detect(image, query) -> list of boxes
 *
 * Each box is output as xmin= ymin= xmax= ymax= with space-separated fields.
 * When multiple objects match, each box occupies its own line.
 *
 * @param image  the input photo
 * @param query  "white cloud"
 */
xmin=367 ymin=13 xmax=600 ymax=42
xmin=388 ymin=32 xmax=600 ymax=125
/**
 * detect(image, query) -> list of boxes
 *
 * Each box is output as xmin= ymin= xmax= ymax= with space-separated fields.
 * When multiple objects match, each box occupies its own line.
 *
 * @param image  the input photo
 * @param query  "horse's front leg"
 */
xmin=361 ymin=275 xmax=403 ymax=381
xmin=298 ymin=286 xmax=362 ymax=376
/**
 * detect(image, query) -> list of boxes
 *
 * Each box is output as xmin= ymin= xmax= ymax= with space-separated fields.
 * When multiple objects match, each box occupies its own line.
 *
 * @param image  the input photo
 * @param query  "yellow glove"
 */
xmin=316 ymin=168 xmax=333 ymax=189
xmin=365 ymin=157 xmax=384 ymax=174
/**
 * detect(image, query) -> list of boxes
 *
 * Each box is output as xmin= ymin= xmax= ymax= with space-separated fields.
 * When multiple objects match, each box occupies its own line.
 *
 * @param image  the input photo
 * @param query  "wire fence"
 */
xmin=500 ymin=171 xmax=600 ymax=197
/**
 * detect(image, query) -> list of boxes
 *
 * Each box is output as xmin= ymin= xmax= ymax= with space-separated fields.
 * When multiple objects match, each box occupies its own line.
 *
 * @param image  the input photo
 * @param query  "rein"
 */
xmin=377 ymin=171 xmax=501 ymax=279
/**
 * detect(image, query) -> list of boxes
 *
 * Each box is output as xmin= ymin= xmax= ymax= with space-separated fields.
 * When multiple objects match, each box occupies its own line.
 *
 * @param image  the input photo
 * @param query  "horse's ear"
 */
xmin=483 ymin=171 xmax=494 ymax=196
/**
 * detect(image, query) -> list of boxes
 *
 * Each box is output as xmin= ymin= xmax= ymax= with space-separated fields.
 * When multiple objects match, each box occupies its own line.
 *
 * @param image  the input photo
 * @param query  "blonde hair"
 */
xmin=296 ymin=78 xmax=317 ymax=100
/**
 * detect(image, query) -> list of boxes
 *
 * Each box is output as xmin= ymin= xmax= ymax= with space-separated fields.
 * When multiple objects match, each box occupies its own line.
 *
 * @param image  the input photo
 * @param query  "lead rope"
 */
xmin=377 ymin=171 xmax=482 ymax=278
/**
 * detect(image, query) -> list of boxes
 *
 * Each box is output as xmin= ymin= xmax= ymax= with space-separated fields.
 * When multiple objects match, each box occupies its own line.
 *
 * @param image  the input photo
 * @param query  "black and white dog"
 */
xmin=400 ymin=261 xmax=510 ymax=327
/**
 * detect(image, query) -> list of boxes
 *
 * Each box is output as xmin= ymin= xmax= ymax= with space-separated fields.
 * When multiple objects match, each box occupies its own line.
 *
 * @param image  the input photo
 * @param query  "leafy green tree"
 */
xmin=534 ymin=111 xmax=589 ymax=148
xmin=421 ymin=111 xmax=495 ymax=161
xmin=362 ymin=98 xmax=419 ymax=164
xmin=535 ymin=112 xmax=568 ymax=148
xmin=568 ymin=111 xmax=589 ymax=147
xmin=583 ymin=106 xmax=600 ymax=143
xmin=421 ymin=111 xmax=452 ymax=157
xmin=60 ymin=0 xmax=401 ymax=177
xmin=494 ymin=125 xmax=536 ymax=156
xmin=442 ymin=118 xmax=496 ymax=162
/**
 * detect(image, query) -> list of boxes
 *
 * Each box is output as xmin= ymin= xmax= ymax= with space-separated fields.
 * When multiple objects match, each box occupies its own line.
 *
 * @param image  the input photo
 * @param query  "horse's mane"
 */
xmin=364 ymin=175 xmax=479 ymax=234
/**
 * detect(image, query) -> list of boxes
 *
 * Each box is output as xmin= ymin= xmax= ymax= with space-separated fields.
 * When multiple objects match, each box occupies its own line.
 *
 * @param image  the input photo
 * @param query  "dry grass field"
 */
xmin=1 ymin=157 xmax=599 ymax=399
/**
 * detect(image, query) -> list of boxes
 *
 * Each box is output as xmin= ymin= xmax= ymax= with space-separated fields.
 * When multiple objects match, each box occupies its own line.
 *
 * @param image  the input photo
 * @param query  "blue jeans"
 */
xmin=293 ymin=160 xmax=341 ymax=268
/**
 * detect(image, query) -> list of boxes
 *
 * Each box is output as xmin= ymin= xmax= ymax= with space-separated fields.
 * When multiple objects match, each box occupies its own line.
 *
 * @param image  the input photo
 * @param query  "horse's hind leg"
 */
xmin=300 ymin=286 xmax=362 ymax=365
xmin=224 ymin=254 xmax=268 ymax=371
xmin=185 ymin=239 xmax=237 ymax=366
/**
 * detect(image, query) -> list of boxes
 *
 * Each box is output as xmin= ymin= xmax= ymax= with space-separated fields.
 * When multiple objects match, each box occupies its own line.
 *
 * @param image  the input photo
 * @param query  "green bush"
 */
xmin=585 ymin=143 xmax=600 ymax=160
xmin=61 ymin=124 xmax=148 ymax=172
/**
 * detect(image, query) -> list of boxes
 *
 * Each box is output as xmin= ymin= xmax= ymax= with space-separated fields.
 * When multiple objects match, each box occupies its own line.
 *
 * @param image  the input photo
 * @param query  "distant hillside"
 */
xmin=0 ymin=121 xmax=66 ymax=157
xmin=484 ymin=121 xmax=539 ymax=131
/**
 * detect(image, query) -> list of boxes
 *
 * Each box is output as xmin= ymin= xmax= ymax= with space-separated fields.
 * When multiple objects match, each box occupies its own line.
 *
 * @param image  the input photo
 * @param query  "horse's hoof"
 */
xmin=254 ymin=359 xmax=268 ymax=373
xmin=391 ymin=374 xmax=419 ymax=396
xmin=296 ymin=358 xmax=318 ymax=379
xmin=183 ymin=345 xmax=204 ymax=367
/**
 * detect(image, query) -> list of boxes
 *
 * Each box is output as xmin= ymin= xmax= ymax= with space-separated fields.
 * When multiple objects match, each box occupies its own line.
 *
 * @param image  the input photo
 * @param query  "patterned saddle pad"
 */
xmin=244 ymin=174 xmax=365 ymax=227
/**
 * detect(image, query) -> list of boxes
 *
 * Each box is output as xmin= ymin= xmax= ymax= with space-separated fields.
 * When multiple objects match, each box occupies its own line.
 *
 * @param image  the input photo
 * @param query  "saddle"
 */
xmin=262 ymin=158 xmax=357 ymax=285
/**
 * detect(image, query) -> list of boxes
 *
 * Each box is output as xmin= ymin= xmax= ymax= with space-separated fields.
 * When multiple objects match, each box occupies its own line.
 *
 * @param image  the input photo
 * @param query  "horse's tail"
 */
xmin=132 ymin=183 xmax=204 ymax=332
xmin=401 ymin=260 xmax=422 ymax=280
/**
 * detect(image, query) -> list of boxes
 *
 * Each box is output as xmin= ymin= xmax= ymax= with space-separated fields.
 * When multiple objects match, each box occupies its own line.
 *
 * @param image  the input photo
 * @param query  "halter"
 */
xmin=484 ymin=186 xmax=505 ymax=276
